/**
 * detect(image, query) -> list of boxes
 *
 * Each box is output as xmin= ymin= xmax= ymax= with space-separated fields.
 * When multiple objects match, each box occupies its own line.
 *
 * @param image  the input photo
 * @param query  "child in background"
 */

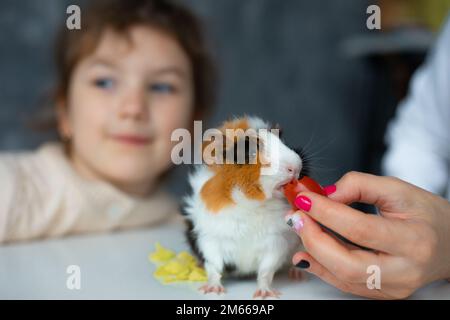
xmin=0 ymin=0 xmax=216 ymax=243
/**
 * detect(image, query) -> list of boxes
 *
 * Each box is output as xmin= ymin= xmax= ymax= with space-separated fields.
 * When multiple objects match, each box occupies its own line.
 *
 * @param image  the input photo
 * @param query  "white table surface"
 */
xmin=1 ymin=220 xmax=449 ymax=300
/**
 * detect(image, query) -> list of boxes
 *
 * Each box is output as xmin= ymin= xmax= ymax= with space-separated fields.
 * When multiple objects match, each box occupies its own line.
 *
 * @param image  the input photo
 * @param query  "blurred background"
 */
xmin=0 ymin=0 xmax=449 ymax=196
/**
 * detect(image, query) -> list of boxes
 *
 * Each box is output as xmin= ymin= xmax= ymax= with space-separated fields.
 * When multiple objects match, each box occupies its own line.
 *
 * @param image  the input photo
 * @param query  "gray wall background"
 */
xmin=0 ymin=0 xmax=380 ymax=196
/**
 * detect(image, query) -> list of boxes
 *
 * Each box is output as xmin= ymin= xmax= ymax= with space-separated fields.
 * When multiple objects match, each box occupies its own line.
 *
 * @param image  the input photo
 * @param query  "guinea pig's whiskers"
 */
xmin=302 ymin=137 xmax=336 ymax=159
xmin=294 ymin=136 xmax=338 ymax=178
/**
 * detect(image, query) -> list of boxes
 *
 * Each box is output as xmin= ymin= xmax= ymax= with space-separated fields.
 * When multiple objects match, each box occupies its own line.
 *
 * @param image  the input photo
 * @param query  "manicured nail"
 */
xmin=323 ymin=185 xmax=336 ymax=196
xmin=286 ymin=214 xmax=304 ymax=232
xmin=295 ymin=260 xmax=310 ymax=269
xmin=294 ymin=195 xmax=312 ymax=212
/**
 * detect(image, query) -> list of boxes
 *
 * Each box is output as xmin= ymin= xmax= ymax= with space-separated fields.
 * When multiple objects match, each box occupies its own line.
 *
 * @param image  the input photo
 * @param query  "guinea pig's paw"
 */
xmin=253 ymin=288 xmax=281 ymax=299
xmin=199 ymin=283 xmax=226 ymax=295
xmin=288 ymin=266 xmax=304 ymax=281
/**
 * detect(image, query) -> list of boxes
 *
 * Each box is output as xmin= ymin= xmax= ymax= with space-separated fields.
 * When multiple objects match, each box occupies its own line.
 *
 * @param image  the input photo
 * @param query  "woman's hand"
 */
xmin=286 ymin=171 xmax=450 ymax=299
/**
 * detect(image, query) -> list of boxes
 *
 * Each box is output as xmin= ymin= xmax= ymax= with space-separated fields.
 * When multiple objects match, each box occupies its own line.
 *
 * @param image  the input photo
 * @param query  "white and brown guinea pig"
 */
xmin=182 ymin=116 xmax=308 ymax=299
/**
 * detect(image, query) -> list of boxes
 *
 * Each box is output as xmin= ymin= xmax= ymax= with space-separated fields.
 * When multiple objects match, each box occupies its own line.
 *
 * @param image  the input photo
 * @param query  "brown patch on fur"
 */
xmin=201 ymin=118 xmax=251 ymax=163
xmin=200 ymin=118 xmax=267 ymax=213
xmin=220 ymin=118 xmax=250 ymax=132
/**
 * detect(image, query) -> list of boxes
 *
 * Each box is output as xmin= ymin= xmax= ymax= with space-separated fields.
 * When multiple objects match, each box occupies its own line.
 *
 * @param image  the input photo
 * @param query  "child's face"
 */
xmin=60 ymin=26 xmax=194 ymax=196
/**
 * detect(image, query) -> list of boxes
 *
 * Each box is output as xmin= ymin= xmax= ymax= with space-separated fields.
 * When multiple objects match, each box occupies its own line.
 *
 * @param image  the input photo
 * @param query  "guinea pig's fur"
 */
xmin=182 ymin=116 xmax=304 ymax=298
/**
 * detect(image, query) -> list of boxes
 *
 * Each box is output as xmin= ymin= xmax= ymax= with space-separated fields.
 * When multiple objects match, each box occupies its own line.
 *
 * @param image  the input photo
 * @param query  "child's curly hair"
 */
xmin=45 ymin=0 xmax=217 ymax=142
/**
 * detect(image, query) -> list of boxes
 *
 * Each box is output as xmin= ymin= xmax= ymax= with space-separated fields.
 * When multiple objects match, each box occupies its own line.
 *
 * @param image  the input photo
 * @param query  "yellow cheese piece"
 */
xmin=188 ymin=267 xmax=207 ymax=281
xmin=149 ymin=242 xmax=176 ymax=263
xmin=149 ymin=242 xmax=207 ymax=284
xmin=177 ymin=251 xmax=197 ymax=265
xmin=163 ymin=260 xmax=186 ymax=274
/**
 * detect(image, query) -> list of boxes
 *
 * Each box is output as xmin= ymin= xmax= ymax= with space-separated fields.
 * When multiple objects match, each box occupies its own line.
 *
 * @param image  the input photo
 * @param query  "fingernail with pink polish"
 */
xmin=323 ymin=185 xmax=337 ymax=196
xmin=295 ymin=195 xmax=312 ymax=212
xmin=286 ymin=214 xmax=304 ymax=232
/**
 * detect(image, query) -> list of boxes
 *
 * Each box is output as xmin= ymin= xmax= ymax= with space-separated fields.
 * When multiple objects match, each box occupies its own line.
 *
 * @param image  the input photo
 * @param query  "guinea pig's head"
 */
xmin=200 ymin=116 xmax=303 ymax=211
xmin=247 ymin=117 xmax=303 ymax=199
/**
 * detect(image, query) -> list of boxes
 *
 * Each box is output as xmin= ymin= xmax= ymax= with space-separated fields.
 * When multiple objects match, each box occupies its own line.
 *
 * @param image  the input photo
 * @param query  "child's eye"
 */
xmin=93 ymin=78 xmax=115 ymax=89
xmin=149 ymin=83 xmax=175 ymax=94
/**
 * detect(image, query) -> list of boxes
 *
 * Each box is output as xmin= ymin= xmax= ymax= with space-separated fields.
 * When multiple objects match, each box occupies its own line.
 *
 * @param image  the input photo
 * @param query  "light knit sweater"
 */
xmin=0 ymin=143 xmax=180 ymax=244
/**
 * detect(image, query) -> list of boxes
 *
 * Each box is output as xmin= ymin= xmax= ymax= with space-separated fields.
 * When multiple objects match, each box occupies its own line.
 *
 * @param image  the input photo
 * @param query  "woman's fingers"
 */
xmin=291 ymin=251 xmax=391 ymax=299
xmin=287 ymin=211 xmax=376 ymax=283
xmin=293 ymin=191 xmax=410 ymax=255
xmin=291 ymin=251 xmax=355 ymax=294
xmin=326 ymin=171 xmax=413 ymax=212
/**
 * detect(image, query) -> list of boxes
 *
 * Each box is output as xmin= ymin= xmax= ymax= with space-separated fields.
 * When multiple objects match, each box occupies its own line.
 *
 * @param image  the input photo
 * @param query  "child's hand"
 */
xmin=287 ymin=171 xmax=450 ymax=299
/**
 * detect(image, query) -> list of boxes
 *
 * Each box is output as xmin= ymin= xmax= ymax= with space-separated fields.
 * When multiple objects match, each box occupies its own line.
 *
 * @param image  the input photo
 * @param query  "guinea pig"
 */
xmin=182 ymin=116 xmax=307 ymax=299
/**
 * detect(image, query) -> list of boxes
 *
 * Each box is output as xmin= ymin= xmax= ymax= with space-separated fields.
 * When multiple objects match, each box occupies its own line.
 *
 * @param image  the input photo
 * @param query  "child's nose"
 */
xmin=119 ymin=90 xmax=149 ymax=121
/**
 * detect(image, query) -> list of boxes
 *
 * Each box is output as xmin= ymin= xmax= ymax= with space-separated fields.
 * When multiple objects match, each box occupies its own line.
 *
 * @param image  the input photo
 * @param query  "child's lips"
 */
xmin=111 ymin=134 xmax=152 ymax=146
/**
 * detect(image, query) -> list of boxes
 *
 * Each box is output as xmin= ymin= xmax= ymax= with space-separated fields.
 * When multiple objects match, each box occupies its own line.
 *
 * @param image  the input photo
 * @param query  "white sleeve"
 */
xmin=0 ymin=155 xmax=19 ymax=242
xmin=382 ymin=18 xmax=450 ymax=197
xmin=0 ymin=151 xmax=51 ymax=244
xmin=0 ymin=161 xmax=15 ymax=243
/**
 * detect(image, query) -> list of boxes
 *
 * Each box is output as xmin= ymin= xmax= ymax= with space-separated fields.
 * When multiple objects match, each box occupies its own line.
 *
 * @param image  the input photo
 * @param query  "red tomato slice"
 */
xmin=283 ymin=176 xmax=326 ymax=209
